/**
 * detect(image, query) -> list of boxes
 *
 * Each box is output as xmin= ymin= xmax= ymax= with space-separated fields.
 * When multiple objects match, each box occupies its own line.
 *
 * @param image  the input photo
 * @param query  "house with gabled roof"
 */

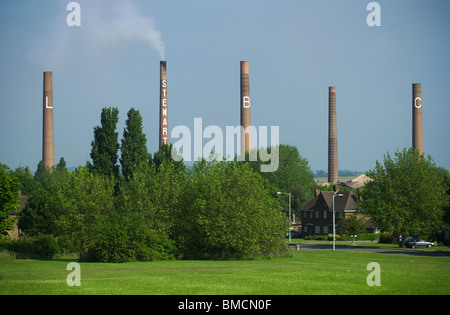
xmin=300 ymin=186 xmax=359 ymax=236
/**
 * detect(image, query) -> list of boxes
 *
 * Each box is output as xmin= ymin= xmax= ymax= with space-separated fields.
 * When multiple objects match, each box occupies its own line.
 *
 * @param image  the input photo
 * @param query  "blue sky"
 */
xmin=0 ymin=0 xmax=449 ymax=172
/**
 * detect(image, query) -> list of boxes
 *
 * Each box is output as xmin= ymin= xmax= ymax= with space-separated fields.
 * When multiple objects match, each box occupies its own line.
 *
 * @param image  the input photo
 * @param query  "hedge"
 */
xmin=6 ymin=234 xmax=59 ymax=259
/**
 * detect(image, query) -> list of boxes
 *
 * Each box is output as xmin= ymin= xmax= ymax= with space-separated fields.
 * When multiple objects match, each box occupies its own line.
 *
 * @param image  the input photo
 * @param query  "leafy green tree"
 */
xmin=33 ymin=159 xmax=70 ymax=192
xmin=18 ymin=189 xmax=61 ymax=237
xmin=175 ymin=160 xmax=287 ymax=260
xmin=18 ymin=159 xmax=71 ymax=237
xmin=90 ymin=107 xmax=120 ymax=178
xmin=56 ymin=157 xmax=67 ymax=172
xmin=359 ymin=148 xmax=447 ymax=246
xmin=247 ymin=144 xmax=316 ymax=216
xmin=92 ymin=163 xmax=180 ymax=262
xmin=55 ymin=167 xmax=116 ymax=256
xmin=0 ymin=165 xmax=20 ymax=237
xmin=153 ymin=143 xmax=185 ymax=173
xmin=120 ymin=108 xmax=150 ymax=181
xmin=118 ymin=162 xmax=183 ymax=234
xmin=34 ymin=160 xmax=48 ymax=185
xmin=13 ymin=166 xmax=39 ymax=196
xmin=339 ymin=214 xmax=367 ymax=244
xmin=436 ymin=167 xmax=450 ymax=230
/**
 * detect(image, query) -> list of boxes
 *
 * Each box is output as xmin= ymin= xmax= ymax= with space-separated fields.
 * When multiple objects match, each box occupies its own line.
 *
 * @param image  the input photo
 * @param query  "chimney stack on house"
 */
xmin=315 ymin=188 xmax=321 ymax=197
xmin=333 ymin=183 xmax=340 ymax=192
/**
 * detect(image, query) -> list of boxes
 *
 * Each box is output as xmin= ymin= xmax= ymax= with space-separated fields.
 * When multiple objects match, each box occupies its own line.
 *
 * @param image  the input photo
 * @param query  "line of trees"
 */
xmin=4 ymin=106 xmax=447 ymax=258
xmin=1 ymin=107 xmax=318 ymax=261
xmin=13 ymin=157 xmax=290 ymax=262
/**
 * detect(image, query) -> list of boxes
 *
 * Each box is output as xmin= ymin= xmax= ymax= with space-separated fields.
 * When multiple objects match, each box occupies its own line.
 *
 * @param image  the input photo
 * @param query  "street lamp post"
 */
xmin=332 ymin=192 xmax=344 ymax=251
xmin=277 ymin=192 xmax=292 ymax=242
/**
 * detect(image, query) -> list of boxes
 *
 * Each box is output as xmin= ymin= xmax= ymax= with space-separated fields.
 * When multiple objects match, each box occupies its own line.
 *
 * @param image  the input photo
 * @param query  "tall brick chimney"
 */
xmin=42 ymin=72 xmax=55 ymax=169
xmin=328 ymin=86 xmax=338 ymax=183
xmin=240 ymin=61 xmax=251 ymax=153
xmin=412 ymin=83 xmax=423 ymax=154
xmin=159 ymin=61 xmax=169 ymax=150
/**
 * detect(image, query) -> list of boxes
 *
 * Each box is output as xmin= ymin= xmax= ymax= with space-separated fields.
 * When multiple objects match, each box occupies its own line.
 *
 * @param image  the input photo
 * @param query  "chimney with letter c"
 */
xmin=412 ymin=83 xmax=423 ymax=154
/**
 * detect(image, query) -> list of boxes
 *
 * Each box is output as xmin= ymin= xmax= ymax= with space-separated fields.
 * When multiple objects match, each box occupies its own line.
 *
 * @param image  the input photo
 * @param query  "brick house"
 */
xmin=300 ymin=187 xmax=358 ymax=236
xmin=6 ymin=191 xmax=28 ymax=239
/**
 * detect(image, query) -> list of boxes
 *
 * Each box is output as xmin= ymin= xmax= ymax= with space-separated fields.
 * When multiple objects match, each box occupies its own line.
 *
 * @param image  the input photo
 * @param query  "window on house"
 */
xmin=323 ymin=211 xmax=327 ymax=219
xmin=323 ymin=226 xmax=328 ymax=234
xmin=315 ymin=226 xmax=320 ymax=234
xmin=315 ymin=211 xmax=320 ymax=219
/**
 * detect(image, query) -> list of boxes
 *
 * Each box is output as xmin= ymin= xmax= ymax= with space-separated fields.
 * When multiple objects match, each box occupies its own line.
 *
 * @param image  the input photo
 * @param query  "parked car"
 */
xmin=286 ymin=231 xmax=302 ymax=239
xmin=404 ymin=238 xmax=434 ymax=248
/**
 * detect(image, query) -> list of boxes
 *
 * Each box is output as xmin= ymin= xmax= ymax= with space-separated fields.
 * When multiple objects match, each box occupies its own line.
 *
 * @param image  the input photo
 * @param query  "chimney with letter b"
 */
xmin=240 ymin=61 xmax=251 ymax=153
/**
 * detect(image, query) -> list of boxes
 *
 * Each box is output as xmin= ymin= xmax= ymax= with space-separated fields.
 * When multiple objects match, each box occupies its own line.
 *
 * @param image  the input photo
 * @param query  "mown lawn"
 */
xmin=1 ymin=250 xmax=449 ymax=295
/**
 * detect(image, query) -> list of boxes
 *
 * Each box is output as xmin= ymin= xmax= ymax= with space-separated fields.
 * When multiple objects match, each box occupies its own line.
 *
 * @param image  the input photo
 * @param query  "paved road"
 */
xmin=288 ymin=243 xmax=450 ymax=257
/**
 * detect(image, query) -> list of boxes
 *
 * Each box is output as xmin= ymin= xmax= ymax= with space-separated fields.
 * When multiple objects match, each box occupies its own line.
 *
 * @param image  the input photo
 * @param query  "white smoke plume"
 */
xmin=92 ymin=0 xmax=166 ymax=60
xmin=27 ymin=0 xmax=166 ymax=69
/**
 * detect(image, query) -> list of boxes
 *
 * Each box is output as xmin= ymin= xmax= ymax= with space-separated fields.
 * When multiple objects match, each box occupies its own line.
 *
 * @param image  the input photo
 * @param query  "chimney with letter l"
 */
xmin=43 ymin=71 xmax=55 ymax=169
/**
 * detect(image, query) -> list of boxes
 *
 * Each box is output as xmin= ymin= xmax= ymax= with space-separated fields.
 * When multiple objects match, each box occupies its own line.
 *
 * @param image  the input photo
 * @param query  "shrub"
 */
xmin=327 ymin=234 xmax=340 ymax=241
xmin=379 ymin=234 xmax=395 ymax=244
xmin=89 ymin=213 xmax=176 ymax=263
xmin=304 ymin=235 xmax=328 ymax=241
xmin=89 ymin=221 xmax=133 ymax=263
xmin=0 ymin=237 xmax=8 ymax=251
xmin=33 ymin=234 xmax=59 ymax=259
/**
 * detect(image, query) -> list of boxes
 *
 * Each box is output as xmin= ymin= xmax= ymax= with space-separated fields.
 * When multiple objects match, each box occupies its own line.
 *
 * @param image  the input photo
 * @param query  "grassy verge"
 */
xmin=288 ymin=239 xmax=450 ymax=251
xmin=1 ymin=250 xmax=449 ymax=295
xmin=287 ymin=239 xmax=396 ymax=247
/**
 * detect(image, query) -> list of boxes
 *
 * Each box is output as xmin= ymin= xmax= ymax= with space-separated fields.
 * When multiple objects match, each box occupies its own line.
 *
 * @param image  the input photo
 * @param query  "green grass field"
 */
xmin=1 ymin=250 xmax=449 ymax=295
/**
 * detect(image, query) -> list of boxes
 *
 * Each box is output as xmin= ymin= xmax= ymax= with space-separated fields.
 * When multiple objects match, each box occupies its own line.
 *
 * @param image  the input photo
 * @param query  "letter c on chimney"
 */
xmin=414 ymin=97 xmax=422 ymax=109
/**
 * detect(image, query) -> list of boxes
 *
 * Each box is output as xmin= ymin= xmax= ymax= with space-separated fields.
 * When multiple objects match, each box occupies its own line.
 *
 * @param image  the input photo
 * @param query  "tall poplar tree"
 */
xmin=90 ymin=107 xmax=120 ymax=178
xmin=120 ymin=108 xmax=150 ymax=181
